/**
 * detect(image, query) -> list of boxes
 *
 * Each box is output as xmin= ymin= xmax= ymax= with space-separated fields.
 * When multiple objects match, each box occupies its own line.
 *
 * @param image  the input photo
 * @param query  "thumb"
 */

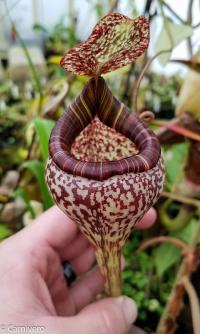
xmin=74 ymin=296 xmax=137 ymax=334
xmin=41 ymin=296 xmax=137 ymax=334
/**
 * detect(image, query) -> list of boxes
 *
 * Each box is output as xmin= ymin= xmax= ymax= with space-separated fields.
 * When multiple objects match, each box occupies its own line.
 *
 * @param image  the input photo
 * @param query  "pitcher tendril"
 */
xmin=45 ymin=12 xmax=165 ymax=297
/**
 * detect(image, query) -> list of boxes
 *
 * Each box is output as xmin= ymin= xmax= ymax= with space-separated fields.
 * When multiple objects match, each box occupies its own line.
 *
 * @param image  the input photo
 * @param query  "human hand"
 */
xmin=0 ymin=206 xmax=156 ymax=334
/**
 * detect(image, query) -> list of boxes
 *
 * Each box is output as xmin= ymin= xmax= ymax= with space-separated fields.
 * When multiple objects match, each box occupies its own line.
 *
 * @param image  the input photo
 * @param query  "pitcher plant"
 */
xmin=45 ymin=12 xmax=165 ymax=297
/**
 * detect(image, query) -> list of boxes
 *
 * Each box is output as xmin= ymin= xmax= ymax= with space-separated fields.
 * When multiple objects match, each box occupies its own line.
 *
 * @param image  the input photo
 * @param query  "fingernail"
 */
xmin=116 ymin=296 xmax=138 ymax=325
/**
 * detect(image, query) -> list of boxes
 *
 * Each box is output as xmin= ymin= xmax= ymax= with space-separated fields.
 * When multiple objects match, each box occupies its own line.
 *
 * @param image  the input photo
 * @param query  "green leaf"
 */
xmin=164 ymin=143 xmax=188 ymax=190
xmin=0 ymin=224 xmax=12 ymax=240
xmin=21 ymin=160 xmax=53 ymax=209
xmin=33 ymin=23 xmax=48 ymax=33
xmin=171 ymin=218 xmax=199 ymax=244
xmin=33 ymin=118 xmax=55 ymax=161
xmin=153 ymin=243 xmax=181 ymax=278
xmin=94 ymin=3 xmax=104 ymax=20
xmin=122 ymin=270 xmax=134 ymax=280
xmin=156 ymin=19 xmax=193 ymax=65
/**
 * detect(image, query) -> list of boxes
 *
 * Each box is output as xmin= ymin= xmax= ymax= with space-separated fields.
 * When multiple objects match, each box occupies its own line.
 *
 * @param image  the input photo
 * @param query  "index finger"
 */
xmin=18 ymin=206 xmax=78 ymax=251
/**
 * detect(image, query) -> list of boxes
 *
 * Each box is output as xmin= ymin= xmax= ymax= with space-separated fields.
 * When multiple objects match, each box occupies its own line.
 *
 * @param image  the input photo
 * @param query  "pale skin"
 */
xmin=0 ymin=206 xmax=156 ymax=334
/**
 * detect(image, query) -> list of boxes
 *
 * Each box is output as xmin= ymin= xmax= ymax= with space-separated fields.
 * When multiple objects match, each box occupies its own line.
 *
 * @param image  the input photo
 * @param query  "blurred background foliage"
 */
xmin=1 ymin=0 xmax=200 ymax=333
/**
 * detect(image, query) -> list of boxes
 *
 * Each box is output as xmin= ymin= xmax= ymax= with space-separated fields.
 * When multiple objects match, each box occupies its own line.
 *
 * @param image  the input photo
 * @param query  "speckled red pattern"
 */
xmin=71 ymin=116 xmax=138 ymax=162
xmin=46 ymin=157 xmax=164 ymax=248
xmin=60 ymin=13 xmax=149 ymax=76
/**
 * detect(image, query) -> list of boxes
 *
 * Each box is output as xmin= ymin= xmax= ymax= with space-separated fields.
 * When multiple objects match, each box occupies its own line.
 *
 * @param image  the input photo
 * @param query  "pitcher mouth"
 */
xmin=49 ymin=77 xmax=161 ymax=181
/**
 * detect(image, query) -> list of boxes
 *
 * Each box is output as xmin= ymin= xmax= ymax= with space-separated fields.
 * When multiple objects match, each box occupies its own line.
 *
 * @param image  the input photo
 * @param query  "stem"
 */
xmin=161 ymin=1 xmax=186 ymax=24
xmin=154 ymin=119 xmax=200 ymax=142
xmin=133 ymin=49 xmax=171 ymax=114
xmin=95 ymin=243 xmax=122 ymax=297
xmin=108 ymin=0 xmax=119 ymax=13
xmin=162 ymin=191 xmax=200 ymax=209
xmin=156 ymin=213 xmax=200 ymax=334
xmin=0 ymin=0 xmax=21 ymax=21
xmin=133 ymin=2 xmax=174 ymax=113
xmin=187 ymin=0 xmax=193 ymax=57
xmin=160 ymin=0 xmax=200 ymax=29
xmin=138 ymin=236 xmax=192 ymax=257
xmin=182 ymin=276 xmax=200 ymax=334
